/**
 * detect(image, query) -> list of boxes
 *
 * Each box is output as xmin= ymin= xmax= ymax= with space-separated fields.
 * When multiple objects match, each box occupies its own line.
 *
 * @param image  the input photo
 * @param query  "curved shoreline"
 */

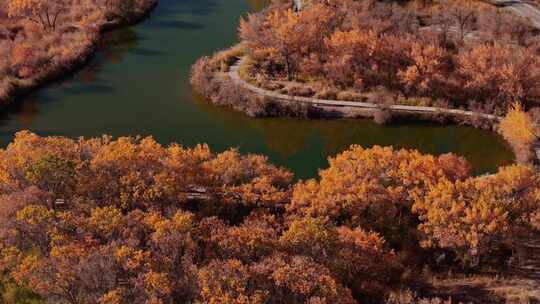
xmin=228 ymin=57 xmax=501 ymax=123
xmin=0 ymin=0 xmax=159 ymax=108
xmin=200 ymin=56 xmax=540 ymax=165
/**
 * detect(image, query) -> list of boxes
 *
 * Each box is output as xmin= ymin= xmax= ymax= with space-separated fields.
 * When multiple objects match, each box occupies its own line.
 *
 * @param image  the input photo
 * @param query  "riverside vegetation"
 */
xmin=0 ymin=0 xmax=158 ymax=105
xmin=192 ymin=0 xmax=540 ymax=117
xmin=0 ymin=0 xmax=539 ymax=303
xmin=191 ymin=0 xmax=540 ymax=164
xmin=0 ymin=131 xmax=539 ymax=303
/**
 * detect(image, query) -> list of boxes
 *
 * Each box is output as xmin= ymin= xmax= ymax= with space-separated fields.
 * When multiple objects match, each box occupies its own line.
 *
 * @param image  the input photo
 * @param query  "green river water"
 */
xmin=0 ymin=0 xmax=514 ymax=179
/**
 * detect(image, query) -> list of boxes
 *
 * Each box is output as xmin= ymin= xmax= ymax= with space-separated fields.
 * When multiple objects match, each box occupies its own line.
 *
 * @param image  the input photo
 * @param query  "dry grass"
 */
xmin=0 ymin=0 xmax=157 ymax=106
xmin=208 ymin=43 xmax=247 ymax=72
xmin=336 ymin=90 xmax=364 ymax=102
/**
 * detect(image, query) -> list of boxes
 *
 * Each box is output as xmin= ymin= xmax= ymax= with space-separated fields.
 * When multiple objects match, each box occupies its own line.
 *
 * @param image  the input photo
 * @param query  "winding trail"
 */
xmin=228 ymin=58 xmax=501 ymax=121
xmin=228 ymin=58 xmax=540 ymax=163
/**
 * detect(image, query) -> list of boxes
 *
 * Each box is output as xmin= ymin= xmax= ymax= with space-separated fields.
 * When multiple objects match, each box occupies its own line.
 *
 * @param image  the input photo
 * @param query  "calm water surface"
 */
xmin=0 ymin=0 xmax=513 ymax=179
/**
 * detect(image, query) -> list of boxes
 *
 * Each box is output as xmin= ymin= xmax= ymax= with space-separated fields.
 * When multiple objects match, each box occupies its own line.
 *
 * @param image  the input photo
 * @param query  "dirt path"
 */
xmin=512 ymin=234 xmax=540 ymax=282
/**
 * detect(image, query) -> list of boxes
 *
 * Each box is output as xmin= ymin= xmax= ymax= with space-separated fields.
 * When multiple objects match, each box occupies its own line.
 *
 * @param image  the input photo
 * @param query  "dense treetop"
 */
xmin=237 ymin=0 xmax=540 ymax=113
xmin=0 ymin=131 xmax=538 ymax=303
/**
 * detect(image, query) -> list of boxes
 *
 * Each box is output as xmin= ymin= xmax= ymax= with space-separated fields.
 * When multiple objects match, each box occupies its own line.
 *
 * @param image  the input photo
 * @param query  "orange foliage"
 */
xmin=500 ymin=103 xmax=538 ymax=147
xmin=414 ymin=165 xmax=540 ymax=266
xmin=240 ymin=3 xmax=339 ymax=80
xmin=399 ymin=42 xmax=449 ymax=94
xmin=234 ymin=0 xmax=540 ymax=112
xmin=458 ymin=44 xmax=540 ymax=103
xmin=288 ymin=145 xmax=470 ymax=236
xmin=1 ymin=132 xmax=539 ymax=302
xmin=7 ymin=0 xmax=67 ymax=31
xmin=0 ymin=132 xmax=398 ymax=303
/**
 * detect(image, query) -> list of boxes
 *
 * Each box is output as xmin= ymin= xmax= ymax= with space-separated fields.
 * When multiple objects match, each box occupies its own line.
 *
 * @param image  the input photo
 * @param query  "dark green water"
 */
xmin=0 ymin=0 xmax=513 ymax=179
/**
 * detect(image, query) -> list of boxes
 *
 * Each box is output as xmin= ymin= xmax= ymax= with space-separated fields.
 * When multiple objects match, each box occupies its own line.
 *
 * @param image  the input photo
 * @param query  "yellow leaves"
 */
xmin=414 ymin=163 xmax=540 ymax=264
xmin=2 ymin=131 xmax=539 ymax=300
xmin=289 ymin=145 xmax=470 ymax=233
xmin=90 ymin=136 xmax=164 ymax=169
xmin=0 ymin=131 xmax=295 ymax=213
xmin=11 ymin=254 xmax=40 ymax=286
xmin=202 ymin=148 xmax=292 ymax=207
xmin=241 ymin=2 xmax=339 ymax=80
xmin=98 ymin=288 xmax=126 ymax=304
xmin=458 ymin=44 xmax=540 ymax=103
xmin=88 ymin=206 xmax=124 ymax=238
xmin=197 ymin=259 xmax=267 ymax=304
xmin=142 ymin=211 xmax=165 ymax=229
xmin=266 ymin=9 xmax=299 ymax=42
xmin=203 ymin=149 xmax=246 ymax=184
xmin=336 ymin=226 xmax=385 ymax=252
xmin=226 ymin=175 xmax=291 ymax=207
xmin=209 ymin=213 xmax=278 ymax=262
xmin=262 ymin=254 xmax=356 ymax=304
xmin=281 ymin=217 xmax=337 ymax=248
xmin=16 ymin=205 xmax=54 ymax=226
xmin=150 ymin=211 xmax=194 ymax=243
xmin=50 ymin=242 xmax=92 ymax=259
xmin=499 ymin=102 xmax=538 ymax=147
xmin=144 ymin=271 xmax=172 ymax=296
xmin=323 ymin=29 xmax=381 ymax=85
xmin=115 ymin=246 xmax=148 ymax=271
xmin=0 ymin=246 xmax=23 ymax=272
xmin=0 ymin=131 xmax=78 ymax=188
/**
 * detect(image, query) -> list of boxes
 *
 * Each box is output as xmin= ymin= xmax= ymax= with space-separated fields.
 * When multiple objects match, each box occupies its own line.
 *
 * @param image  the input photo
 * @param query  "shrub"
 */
xmin=499 ymin=103 xmax=538 ymax=164
xmin=259 ymin=80 xmax=284 ymax=91
xmin=337 ymin=90 xmax=363 ymax=102
xmin=190 ymin=57 xmax=217 ymax=98
xmin=314 ymin=87 xmax=338 ymax=100
xmin=414 ymin=165 xmax=540 ymax=268
xmin=374 ymin=108 xmax=393 ymax=124
xmin=237 ymin=56 xmax=256 ymax=81
xmin=208 ymin=44 xmax=246 ymax=72
xmin=366 ymin=86 xmax=395 ymax=105
xmin=286 ymin=85 xmax=314 ymax=97
xmin=214 ymin=78 xmax=244 ymax=107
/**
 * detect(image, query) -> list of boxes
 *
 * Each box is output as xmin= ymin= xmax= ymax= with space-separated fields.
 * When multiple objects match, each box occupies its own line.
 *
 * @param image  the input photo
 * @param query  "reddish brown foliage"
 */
xmin=0 ymin=0 xmax=156 ymax=103
xmin=237 ymin=0 xmax=540 ymax=112
xmin=1 ymin=132 xmax=538 ymax=303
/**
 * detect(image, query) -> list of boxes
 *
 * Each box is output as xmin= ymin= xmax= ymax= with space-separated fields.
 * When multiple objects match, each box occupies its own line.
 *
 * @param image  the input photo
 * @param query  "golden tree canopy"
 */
xmin=499 ymin=102 xmax=538 ymax=147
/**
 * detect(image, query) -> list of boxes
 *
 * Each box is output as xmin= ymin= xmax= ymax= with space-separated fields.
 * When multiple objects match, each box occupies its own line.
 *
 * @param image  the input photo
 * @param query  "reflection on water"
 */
xmin=14 ymin=96 xmax=39 ymax=125
xmin=192 ymin=94 xmax=513 ymax=177
xmin=0 ymin=0 xmax=514 ymax=179
xmin=100 ymin=29 xmax=140 ymax=65
xmin=78 ymin=28 xmax=140 ymax=84
xmin=0 ymin=28 xmax=140 ymax=126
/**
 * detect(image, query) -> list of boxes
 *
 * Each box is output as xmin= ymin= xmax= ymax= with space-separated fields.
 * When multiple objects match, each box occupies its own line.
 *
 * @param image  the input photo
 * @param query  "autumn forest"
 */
xmin=1 ymin=0 xmax=540 ymax=303
xmin=0 ymin=131 xmax=539 ymax=304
